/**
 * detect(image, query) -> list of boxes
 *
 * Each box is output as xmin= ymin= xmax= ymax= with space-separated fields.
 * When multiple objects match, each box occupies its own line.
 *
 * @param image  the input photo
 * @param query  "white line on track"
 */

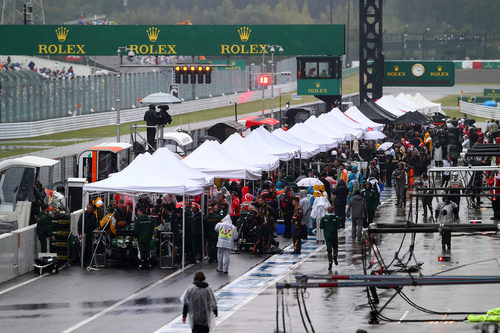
xmin=399 ymin=310 xmax=409 ymax=322
xmin=0 ymin=273 xmax=49 ymax=297
xmin=60 ymin=264 xmax=194 ymax=333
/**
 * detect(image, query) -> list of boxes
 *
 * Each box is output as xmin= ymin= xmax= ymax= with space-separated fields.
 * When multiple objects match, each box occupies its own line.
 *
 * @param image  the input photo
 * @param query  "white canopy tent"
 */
xmin=327 ymin=108 xmax=370 ymax=133
xmin=272 ymin=128 xmax=322 ymax=159
xmin=184 ymin=140 xmax=261 ymax=180
xmin=82 ymin=152 xmax=208 ymax=270
xmin=305 ymin=115 xmax=352 ymax=141
xmin=287 ymin=123 xmax=338 ymax=152
xmin=318 ymin=112 xmax=365 ymax=138
xmin=152 ymin=148 xmax=213 ymax=186
xmin=243 ymin=127 xmax=299 ymax=161
xmin=363 ymin=130 xmax=386 ymax=140
xmin=221 ymin=133 xmax=280 ymax=171
xmin=413 ymin=93 xmax=444 ymax=115
xmin=344 ymin=106 xmax=385 ymax=131
xmin=396 ymin=93 xmax=429 ymax=114
xmin=375 ymin=95 xmax=407 ymax=117
xmin=84 ymin=153 xmax=202 ymax=195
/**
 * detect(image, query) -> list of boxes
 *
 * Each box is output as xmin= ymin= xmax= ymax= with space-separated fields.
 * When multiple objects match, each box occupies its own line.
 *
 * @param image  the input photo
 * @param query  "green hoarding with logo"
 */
xmin=297 ymin=79 xmax=341 ymax=96
xmin=484 ymin=89 xmax=500 ymax=97
xmin=482 ymin=62 xmax=500 ymax=69
xmin=200 ymin=59 xmax=246 ymax=70
xmin=383 ymin=61 xmax=455 ymax=87
xmin=0 ymin=24 xmax=345 ymax=56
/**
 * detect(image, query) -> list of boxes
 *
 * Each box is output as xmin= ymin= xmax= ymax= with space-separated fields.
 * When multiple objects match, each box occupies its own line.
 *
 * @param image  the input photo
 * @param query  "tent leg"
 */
xmin=182 ymin=195 xmax=186 ymax=270
xmin=299 ymin=150 xmax=302 ymax=176
xmin=81 ymin=193 xmax=86 ymax=268
xmin=201 ymin=188 xmax=205 ymax=263
xmin=286 ymin=161 xmax=289 ymax=177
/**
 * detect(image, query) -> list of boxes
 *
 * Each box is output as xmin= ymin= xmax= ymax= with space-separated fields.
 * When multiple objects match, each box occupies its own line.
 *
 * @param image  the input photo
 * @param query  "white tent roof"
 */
xmin=83 ymin=153 xmax=203 ymax=195
xmin=183 ymin=140 xmax=261 ymax=180
xmin=244 ymin=127 xmax=299 ymax=161
xmin=287 ymin=123 xmax=338 ymax=152
xmin=363 ymin=130 xmax=386 ymax=140
xmin=396 ymin=93 xmax=428 ymax=114
xmin=0 ymin=156 xmax=59 ymax=172
xmin=376 ymin=95 xmax=407 ymax=117
xmin=328 ymin=108 xmax=369 ymax=133
xmin=305 ymin=115 xmax=353 ymax=141
xmin=414 ymin=93 xmax=444 ymax=115
xmin=152 ymin=148 xmax=213 ymax=186
xmin=344 ymin=106 xmax=385 ymax=131
xmin=272 ymin=128 xmax=322 ymax=159
xmin=221 ymin=133 xmax=280 ymax=171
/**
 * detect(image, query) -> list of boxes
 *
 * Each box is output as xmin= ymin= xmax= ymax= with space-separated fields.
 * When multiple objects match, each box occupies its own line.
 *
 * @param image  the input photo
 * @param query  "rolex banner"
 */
xmin=297 ymin=79 xmax=341 ymax=96
xmin=383 ymin=60 xmax=455 ymax=87
xmin=0 ymin=24 xmax=345 ymax=57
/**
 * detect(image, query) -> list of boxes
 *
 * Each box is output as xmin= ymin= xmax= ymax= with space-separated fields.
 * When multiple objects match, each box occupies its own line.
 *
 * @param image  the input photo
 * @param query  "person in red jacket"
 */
xmin=230 ymin=192 xmax=241 ymax=224
xmin=488 ymin=171 xmax=500 ymax=220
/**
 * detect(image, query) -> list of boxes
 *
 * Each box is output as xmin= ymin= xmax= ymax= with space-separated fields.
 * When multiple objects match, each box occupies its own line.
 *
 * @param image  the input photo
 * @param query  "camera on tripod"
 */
xmin=156 ymin=105 xmax=172 ymax=126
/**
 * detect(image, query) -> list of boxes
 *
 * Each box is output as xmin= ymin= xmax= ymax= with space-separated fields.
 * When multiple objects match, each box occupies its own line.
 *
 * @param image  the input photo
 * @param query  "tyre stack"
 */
xmin=50 ymin=212 xmax=71 ymax=262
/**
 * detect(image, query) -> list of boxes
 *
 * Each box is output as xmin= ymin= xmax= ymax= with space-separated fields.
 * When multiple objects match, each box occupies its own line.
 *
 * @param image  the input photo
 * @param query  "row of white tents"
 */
xmin=376 ymin=93 xmax=444 ymax=116
xmin=80 ymin=92 xmax=443 ymax=267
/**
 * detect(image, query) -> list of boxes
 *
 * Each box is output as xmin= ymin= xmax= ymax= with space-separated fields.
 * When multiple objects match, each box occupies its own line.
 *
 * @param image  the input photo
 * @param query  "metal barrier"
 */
xmin=460 ymin=101 xmax=500 ymax=120
xmin=0 ymin=225 xmax=39 ymax=284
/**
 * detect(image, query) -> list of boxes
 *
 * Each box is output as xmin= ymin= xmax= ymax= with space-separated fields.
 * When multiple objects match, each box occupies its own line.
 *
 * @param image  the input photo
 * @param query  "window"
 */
xmin=318 ymin=62 xmax=330 ymax=78
xmin=0 ymin=167 xmax=34 ymax=212
xmin=305 ymin=62 xmax=318 ymax=78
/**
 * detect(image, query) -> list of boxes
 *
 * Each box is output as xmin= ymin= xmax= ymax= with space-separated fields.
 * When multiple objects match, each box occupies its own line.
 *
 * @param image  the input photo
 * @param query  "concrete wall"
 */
xmin=0 ymin=225 xmax=39 ymax=284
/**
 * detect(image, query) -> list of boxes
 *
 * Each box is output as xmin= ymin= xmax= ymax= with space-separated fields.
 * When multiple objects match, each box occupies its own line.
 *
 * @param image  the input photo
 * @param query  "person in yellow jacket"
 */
xmin=424 ymin=132 xmax=432 ymax=151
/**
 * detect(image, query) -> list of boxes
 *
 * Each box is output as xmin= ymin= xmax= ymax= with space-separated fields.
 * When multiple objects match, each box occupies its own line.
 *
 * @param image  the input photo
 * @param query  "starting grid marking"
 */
xmin=155 ymin=187 xmax=395 ymax=333
xmin=154 ymin=238 xmax=326 ymax=333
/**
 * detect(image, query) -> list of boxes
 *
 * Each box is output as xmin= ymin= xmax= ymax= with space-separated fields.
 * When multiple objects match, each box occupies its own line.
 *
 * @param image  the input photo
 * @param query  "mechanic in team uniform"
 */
xmin=320 ymin=206 xmax=341 ymax=270
xmin=134 ymin=207 xmax=154 ymax=269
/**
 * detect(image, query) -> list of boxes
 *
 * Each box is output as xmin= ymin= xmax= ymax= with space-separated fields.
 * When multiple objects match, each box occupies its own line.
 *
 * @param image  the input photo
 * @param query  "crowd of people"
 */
xmin=0 ymin=56 xmax=76 ymax=79
xmin=37 ymin=110 xmax=500 ymax=273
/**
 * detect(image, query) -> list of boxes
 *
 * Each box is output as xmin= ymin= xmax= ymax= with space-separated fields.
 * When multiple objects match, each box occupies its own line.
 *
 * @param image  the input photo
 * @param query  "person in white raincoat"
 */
xmin=181 ymin=271 xmax=218 ymax=333
xmin=214 ymin=215 xmax=238 ymax=273
xmin=311 ymin=195 xmax=331 ymax=243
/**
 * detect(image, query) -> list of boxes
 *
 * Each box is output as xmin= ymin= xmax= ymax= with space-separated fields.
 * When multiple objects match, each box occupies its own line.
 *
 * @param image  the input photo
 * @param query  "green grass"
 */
xmin=0 ymin=148 xmax=45 ymax=159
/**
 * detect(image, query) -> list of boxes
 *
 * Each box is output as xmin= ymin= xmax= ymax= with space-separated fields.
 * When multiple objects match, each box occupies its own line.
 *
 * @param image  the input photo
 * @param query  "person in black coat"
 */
xmin=332 ymin=179 xmax=349 ymax=228
xmin=144 ymin=105 xmax=158 ymax=150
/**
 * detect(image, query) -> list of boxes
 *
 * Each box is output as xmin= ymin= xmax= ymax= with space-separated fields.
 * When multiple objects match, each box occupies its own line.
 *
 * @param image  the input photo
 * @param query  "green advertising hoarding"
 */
xmin=484 ymin=89 xmax=500 ymax=97
xmin=297 ymin=79 xmax=341 ymax=96
xmin=482 ymin=62 xmax=500 ymax=69
xmin=0 ymin=24 xmax=345 ymax=56
xmin=200 ymin=59 xmax=246 ymax=70
xmin=383 ymin=61 xmax=455 ymax=87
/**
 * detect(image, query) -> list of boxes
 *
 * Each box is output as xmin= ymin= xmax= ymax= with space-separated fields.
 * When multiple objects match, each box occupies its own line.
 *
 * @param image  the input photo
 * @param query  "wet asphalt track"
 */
xmin=1 ymin=187 xmax=499 ymax=333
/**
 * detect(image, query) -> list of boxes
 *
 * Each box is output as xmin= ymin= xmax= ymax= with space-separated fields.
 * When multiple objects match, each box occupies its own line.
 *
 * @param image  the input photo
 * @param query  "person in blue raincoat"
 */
xmin=348 ymin=165 xmax=364 ymax=202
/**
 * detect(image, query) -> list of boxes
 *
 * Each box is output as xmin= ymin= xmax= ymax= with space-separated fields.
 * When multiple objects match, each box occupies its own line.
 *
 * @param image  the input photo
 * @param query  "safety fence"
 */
xmin=460 ymin=101 xmax=500 ymax=120
xmin=0 ymin=69 xmax=249 ymax=124
xmin=0 ymin=81 xmax=297 ymax=139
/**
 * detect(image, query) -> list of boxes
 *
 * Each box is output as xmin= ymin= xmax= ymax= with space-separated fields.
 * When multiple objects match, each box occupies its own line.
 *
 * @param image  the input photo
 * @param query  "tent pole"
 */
xmin=200 ymin=187 xmax=205 ymax=263
xmin=81 ymin=192 xmax=86 ymax=267
xmin=299 ymin=149 xmax=302 ymax=176
xmin=286 ymin=161 xmax=289 ymax=176
xmin=182 ymin=194 xmax=186 ymax=270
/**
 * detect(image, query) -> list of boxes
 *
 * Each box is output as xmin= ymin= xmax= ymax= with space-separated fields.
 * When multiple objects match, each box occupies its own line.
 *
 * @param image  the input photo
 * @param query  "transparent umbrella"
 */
xmin=140 ymin=92 xmax=181 ymax=105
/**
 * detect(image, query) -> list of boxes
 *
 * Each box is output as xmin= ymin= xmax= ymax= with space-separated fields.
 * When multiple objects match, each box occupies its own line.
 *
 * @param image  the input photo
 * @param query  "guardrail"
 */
xmin=460 ymin=100 xmax=500 ymax=120
xmin=0 ymin=82 xmax=297 ymax=140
